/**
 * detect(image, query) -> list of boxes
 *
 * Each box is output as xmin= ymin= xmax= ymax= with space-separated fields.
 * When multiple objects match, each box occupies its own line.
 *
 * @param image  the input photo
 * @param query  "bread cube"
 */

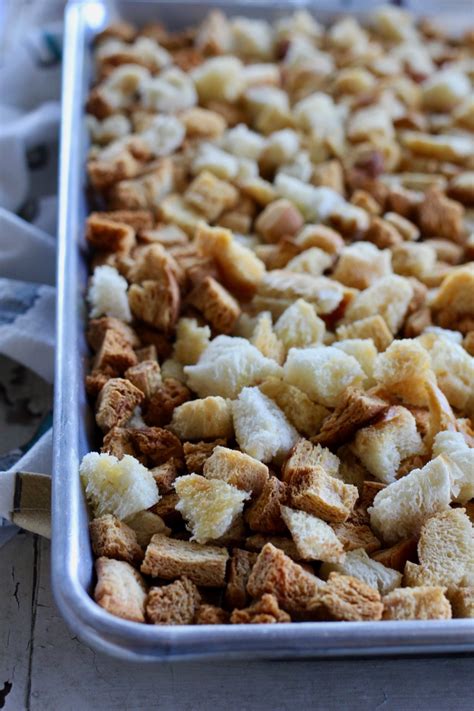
xmin=89 ymin=514 xmax=143 ymax=563
xmin=245 ymin=476 xmax=287 ymax=534
xmin=174 ymin=473 xmax=249 ymax=544
xmin=80 ymin=452 xmax=159 ymax=520
xmin=344 ymin=275 xmax=414 ymax=334
xmin=293 ymin=224 xmax=344 ymax=255
xmin=88 ymin=265 xmax=131 ymax=322
xmin=281 ymin=506 xmax=345 ymax=563
xmin=333 ymin=242 xmax=392 ymax=290
xmin=94 ymin=557 xmax=146 ymax=622
xmin=283 ymin=346 xmax=365 ymax=407
xmin=159 ymin=194 xmax=202 ymax=235
xmin=145 ymin=577 xmax=201 ymax=625
xmin=404 ymin=508 xmax=473 ymax=591
xmin=320 ymin=548 xmax=401 ymax=595
xmin=259 ymin=378 xmax=329 ymax=438
xmin=257 ymin=270 xmax=346 ymax=315
xmin=333 ymin=338 xmax=377 ymax=386
xmin=383 ymin=586 xmax=451 ymax=620
xmin=125 ymin=360 xmax=161 ymax=399
xmin=232 ymin=387 xmax=299 ymax=463
xmin=188 ymin=276 xmax=241 ymax=335
xmin=168 ymin=396 xmax=234 ymax=440
xmin=225 ymin=548 xmax=257 ymax=609
xmin=255 ymin=199 xmax=304 ymax=244
xmin=141 ymin=67 xmax=197 ymax=113
xmin=183 ymin=439 xmax=226 ymax=475
xmin=95 ymin=378 xmax=144 ymax=432
xmin=289 ymin=466 xmax=358 ymax=524
xmin=282 ymin=438 xmax=340 ymax=483
xmin=184 ymin=171 xmax=238 ymax=221
xmin=369 ymin=455 xmax=452 ymax=543
xmin=128 ymin=274 xmax=180 ymax=332
xmin=230 ymin=593 xmax=291 ymax=624
xmin=285 ymin=247 xmax=333 ymax=277
xmin=373 ymin=339 xmax=434 ymax=406
xmin=192 ymin=56 xmax=244 ymax=103
xmin=124 ymin=510 xmax=170 ymax=547
xmin=184 ymin=336 xmax=282 ymax=399
xmin=195 ymin=604 xmax=230 ymax=624
xmin=418 ymin=333 xmax=474 ymax=414
xmin=422 ymin=70 xmax=471 ymax=112
xmin=250 ymin=312 xmax=285 ymax=365
xmin=336 ymin=315 xmax=393 ymax=352
xmin=143 ymin=377 xmax=191 ymax=427
xmin=448 ymin=587 xmax=474 ymax=619
xmin=203 ymin=446 xmax=269 ymax=496
xmin=141 ymin=533 xmax=229 ymax=587
xmin=174 ymin=318 xmax=211 ymax=366
xmin=317 ymin=572 xmax=383 ymax=622
xmin=392 ymin=242 xmax=437 ymax=280
xmin=274 ymin=299 xmax=326 ymax=352
xmin=432 ymin=431 xmax=474 ymax=504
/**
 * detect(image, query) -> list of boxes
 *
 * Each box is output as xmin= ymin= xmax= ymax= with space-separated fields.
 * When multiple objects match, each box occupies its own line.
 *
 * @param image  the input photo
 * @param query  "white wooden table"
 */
xmin=1 ymin=532 xmax=472 ymax=711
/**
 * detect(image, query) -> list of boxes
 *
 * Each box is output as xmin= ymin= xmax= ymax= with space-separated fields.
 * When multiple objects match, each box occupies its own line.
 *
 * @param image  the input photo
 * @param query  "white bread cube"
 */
xmin=222 ymin=123 xmax=266 ymax=160
xmin=347 ymin=106 xmax=394 ymax=143
xmin=261 ymin=129 xmax=300 ymax=167
xmin=174 ymin=318 xmax=211 ymax=366
xmin=160 ymin=358 xmax=186 ymax=384
xmin=94 ymin=557 xmax=146 ymax=622
xmin=192 ymin=142 xmax=239 ymax=180
xmin=274 ymin=299 xmax=326 ymax=352
xmin=174 ymin=473 xmax=249 ymax=544
xmin=320 ymin=548 xmax=402 ymax=595
xmin=369 ymin=455 xmax=452 ymax=544
xmin=418 ymin=333 xmax=474 ymax=415
xmin=88 ymin=265 xmax=131 ymax=322
xmin=80 ymin=452 xmax=159 ymax=520
xmin=250 ymin=312 xmax=285 ymax=365
xmin=275 ymin=174 xmax=345 ymax=222
xmin=404 ymin=508 xmax=474 ymax=591
xmin=373 ymin=339 xmax=434 ymax=406
xmin=259 ymin=378 xmax=329 ymax=438
xmin=232 ymin=386 xmax=299 ymax=463
xmin=257 ymin=270 xmax=345 ymax=315
xmin=333 ymin=339 xmax=377 ymax=387
xmin=283 ymin=346 xmax=365 ymax=407
xmin=344 ymin=275 xmax=414 ymax=334
xmin=382 ymin=586 xmax=452 ymax=621
xmin=141 ymin=68 xmax=197 ymax=113
xmin=203 ymin=445 xmax=269 ymax=496
xmin=192 ymin=56 xmax=244 ymax=103
xmin=351 ymin=406 xmax=423 ymax=484
xmin=168 ymin=396 xmax=234 ymax=440
xmin=139 ymin=115 xmax=185 ymax=157
xmin=432 ymin=431 xmax=474 ymax=505
xmin=184 ymin=335 xmax=282 ymax=399
xmin=280 ymin=506 xmax=345 ymax=563
xmin=372 ymin=5 xmax=417 ymax=43
xmin=422 ymin=70 xmax=471 ymax=112
xmin=230 ymin=17 xmax=274 ymax=60
xmin=285 ymin=248 xmax=333 ymax=277
xmin=391 ymin=242 xmax=437 ymax=280
xmin=242 ymin=62 xmax=280 ymax=87
xmin=336 ymin=315 xmax=393 ymax=352
xmin=333 ymin=242 xmax=392 ymax=290
xmin=124 ymin=510 xmax=170 ymax=547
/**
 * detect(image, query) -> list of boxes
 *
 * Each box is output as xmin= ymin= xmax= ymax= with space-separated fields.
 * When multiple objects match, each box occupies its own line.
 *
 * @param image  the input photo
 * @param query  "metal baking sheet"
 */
xmin=52 ymin=0 xmax=474 ymax=661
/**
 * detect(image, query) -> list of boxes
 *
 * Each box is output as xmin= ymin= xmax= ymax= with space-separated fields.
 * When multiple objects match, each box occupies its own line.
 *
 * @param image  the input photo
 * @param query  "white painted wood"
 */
xmin=1 ymin=534 xmax=473 ymax=711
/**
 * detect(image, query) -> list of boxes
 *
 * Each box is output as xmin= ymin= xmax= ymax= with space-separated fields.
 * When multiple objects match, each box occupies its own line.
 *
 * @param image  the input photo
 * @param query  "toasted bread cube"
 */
xmin=281 ymin=439 xmax=340 ymax=484
xmin=369 ymin=455 xmax=452 ymax=544
xmin=127 ymin=427 xmax=183 ymax=468
xmin=125 ymin=360 xmax=161 ymax=399
xmin=159 ymin=194 xmax=202 ymax=236
xmin=371 ymin=537 xmax=418 ymax=572
xmin=318 ymin=572 xmax=383 ymax=621
xmin=195 ymin=604 xmax=230 ymax=624
xmin=333 ymin=243 xmax=392 ymax=290
xmin=141 ymin=533 xmax=229 ymax=587
xmin=344 ymin=275 xmax=414 ymax=334
xmin=383 ymin=586 xmax=451 ymax=620
xmin=127 ymin=242 xmax=183 ymax=286
xmin=245 ymin=476 xmax=288 ymax=534
xmin=101 ymin=427 xmax=137 ymax=461
xmin=88 ymin=265 xmax=132 ymax=322
xmin=281 ymin=506 xmax=345 ymax=563
xmin=314 ymin=388 xmax=389 ymax=449
xmin=124 ymin=510 xmax=170 ymax=547
xmin=274 ymin=299 xmax=326 ymax=352
xmin=320 ymin=548 xmax=401 ymax=595
xmin=173 ymin=318 xmax=211 ymax=366
xmin=247 ymin=543 xmax=324 ymax=617
xmin=392 ymin=242 xmax=437 ymax=280
xmin=95 ymin=378 xmax=144 ymax=433
xmin=94 ymin=557 xmax=146 ymax=622
xmin=230 ymin=594 xmax=291 ymax=624
xmin=448 ymin=587 xmax=474 ymax=618
xmin=232 ymin=387 xmax=299 ymax=463
xmin=418 ymin=187 xmax=465 ymax=243
xmin=225 ymin=548 xmax=258 ymax=609
xmin=168 ymin=396 xmax=234 ymax=440
xmin=404 ymin=508 xmax=474 ymax=591
xmin=285 ymin=247 xmax=333 ymax=277
xmin=87 ymin=316 xmax=139 ymax=352
xmin=351 ymin=406 xmax=423 ymax=484
xmin=174 ymin=473 xmax=249 ymax=543
xmin=143 ymin=377 xmax=191 ymax=428
xmin=432 ymin=431 xmax=474 ymax=505
xmin=336 ymin=315 xmax=393 ymax=352
xmin=331 ymin=520 xmax=381 ymax=555
xmin=89 ymin=514 xmax=143 ymax=563
xmin=244 ymin=534 xmax=302 ymax=560
xmin=432 ymin=265 xmax=474 ymax=327
xmin=289 ymin=466 xmax=358 ymax=524
xmin=373 ymin=339 xmax=434 ymax=406
xmin=255 ymin=199 xmax=304 ymax=244
xmin=182 ymin=439 xmax=226 ymax=475
xmin=184 ymin=170 xmax=238 ymax=221
xmin=145 ymin=577 xmax=201 ymax=625
xmin=250 ymin=312 xmax=285 ymax=365
xmin=283 ymin=346 xmax=365 ymax=408
xmin=257 ymin=270 xmax=345 ymax=315
xmin=93 ymin=328 xmax=138 ymax=375
xmin=293 ymin=224 xmax=344 ymax=255
xmin=260 ymin=378 xmax=329 ymax=438
xmin=188 ymin=276 xmax=241 ymax=335
xmin=192 ymin=56 xmax=244 ymax=102
xmin=185 ymin=336 xmax=283 ymax=399
xmin=203 ymin=446 xmax=269 ymax=497
xmin=128 ymin=274 xmax=180 ymax=333
xmin=86 ymin=214 xmax=135 ymax=254
xmin=80 ymin=452 xmax=159 ymax=520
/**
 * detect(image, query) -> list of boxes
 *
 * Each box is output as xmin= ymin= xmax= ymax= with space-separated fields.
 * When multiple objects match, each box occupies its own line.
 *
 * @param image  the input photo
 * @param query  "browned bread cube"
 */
xmin=89 ymin=514 xmax=143 ymax=563
xmin=313 ymin=388 xmax=389 ymax=448
xmin=129 ymin=427 xmax=183 ymax=468
xmin=382 ymin=586 xmax=451 ymax=620
xmin=188 ymin=275 xmax=241 ymax=334
xmin=125 ymin=360 xmax=161 ymax=398
xmin=143 ymin=378 xmax=191 ymax=427
xmin=318 ymin=572 xmax=383 ymax=621
xmin=183 ymin=439 xmax=227 ymax=474
xmin=145 ymin=577 xmax=201 ymax=625
xmin=230 ymin=594 xmax=291 ymax=624
xmin=93 ymin=329 xmax=138 ymax=375
xmin=94 ymin=557 xmax=146 ymax=622
xmin=96 ymin=378 xmax=144 ymax=432
xmin=289 ymin=466 xmax=358 ymax=523
xmin=195 ymin=604 xmax=230 ymax=624
xmin=225 ymin=548 xmax=258 ymax=609
xmin=203 ymin=446 xmax=269 ymax=497
xmin=245 ymin=476 xmax=288 ymax=534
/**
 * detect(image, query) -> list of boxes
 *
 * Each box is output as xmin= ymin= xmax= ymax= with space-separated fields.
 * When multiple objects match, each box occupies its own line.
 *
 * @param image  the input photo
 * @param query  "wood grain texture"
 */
xmin=0 ymin=534 xmax=473 ymax=711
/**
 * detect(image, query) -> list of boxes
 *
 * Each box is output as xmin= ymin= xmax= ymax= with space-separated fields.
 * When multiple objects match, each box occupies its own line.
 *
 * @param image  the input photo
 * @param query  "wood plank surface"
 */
xmin=0 ymin=535 xmax=472 ymax=711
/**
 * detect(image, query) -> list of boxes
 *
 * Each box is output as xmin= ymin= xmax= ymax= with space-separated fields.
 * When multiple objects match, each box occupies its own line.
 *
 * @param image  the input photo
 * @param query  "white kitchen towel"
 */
xmin=0 ymin=2 xmax=64 ymax=542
